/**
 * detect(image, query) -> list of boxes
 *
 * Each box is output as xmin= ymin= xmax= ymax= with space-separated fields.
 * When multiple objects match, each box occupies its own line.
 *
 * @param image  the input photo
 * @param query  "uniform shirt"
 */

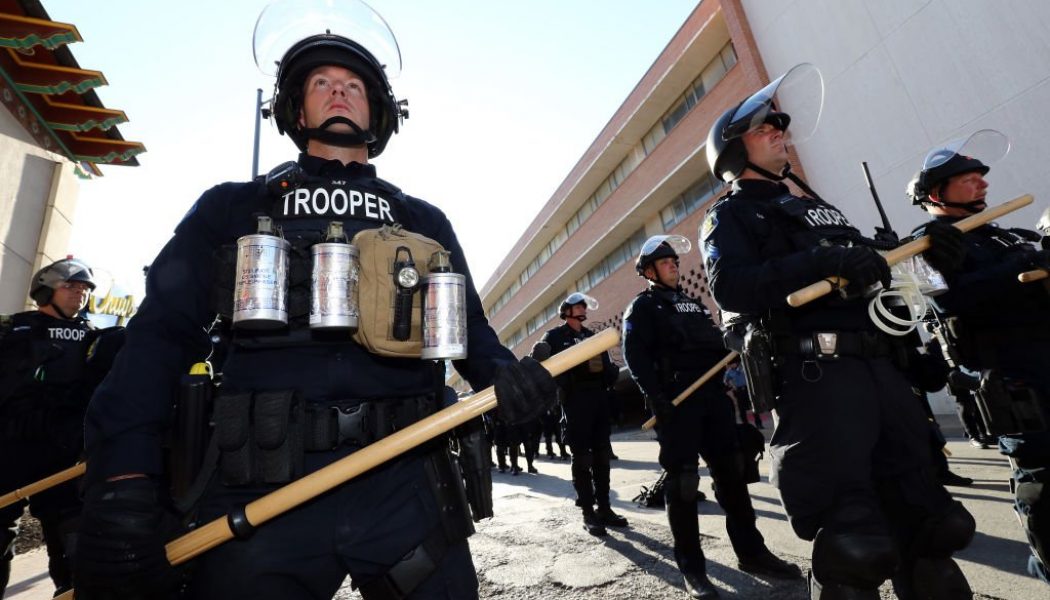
xmin=85 ymin=155 xmax=514 ymax=482
xmin=541 ymin=323 xmax=617 ymax=393
xmin=0 ymin=311 xmax=93 ymax=415
xmin=916 ymin=217 xmax=1050 ymax=330
xmin=700 ymin=179 xmax=876 ymax=333
xmin=622 ymin=286 xmax=725 ymax=400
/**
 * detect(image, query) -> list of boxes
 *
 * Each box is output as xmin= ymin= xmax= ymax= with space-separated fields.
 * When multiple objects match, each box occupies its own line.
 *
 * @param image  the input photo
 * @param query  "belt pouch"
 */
xmin=215 ymin=392 xmax=253 ymax=485
xmin=253 ymin=390 xmax=304 ymax=483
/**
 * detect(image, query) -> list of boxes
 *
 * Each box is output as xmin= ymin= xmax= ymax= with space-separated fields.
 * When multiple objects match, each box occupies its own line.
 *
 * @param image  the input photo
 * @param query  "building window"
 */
xmin=659 ymin=172 xmax=719 ymax=231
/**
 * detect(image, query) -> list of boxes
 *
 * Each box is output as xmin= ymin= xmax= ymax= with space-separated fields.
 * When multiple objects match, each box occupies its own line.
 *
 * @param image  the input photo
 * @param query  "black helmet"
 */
xmin=30 ymin=258 xmax=95 ymax=306
xmin=706 ymin=63 xmax=823 ymax=183
xmin=909 ymin=130 xmax=1008 ymax=208
xmin=559 ymin=292 xmax=598 ymax=319
xmin=909 ymin=153 xmax=989 ymax=206
xmin=635 ymin=234 xmax=691 ymax=275
xmin=255 ymin=0 xmax=408 ymax=157
xmin=706 ymin=106 xmax=789 ymax=183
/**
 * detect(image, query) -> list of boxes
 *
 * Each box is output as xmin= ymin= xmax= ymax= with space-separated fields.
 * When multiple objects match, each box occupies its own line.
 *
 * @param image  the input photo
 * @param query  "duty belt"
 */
xmin=303 ymin=394 xmax=437 ymax=451
xmin=775 ymin=331 xmax=899 ymax=360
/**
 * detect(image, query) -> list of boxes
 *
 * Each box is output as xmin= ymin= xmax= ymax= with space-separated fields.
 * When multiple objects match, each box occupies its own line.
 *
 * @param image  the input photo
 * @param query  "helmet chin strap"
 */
xmin=302 ymin=117 xmax=376 ymax=148
xmin=745 ymin=160 xmax=825 ymax=201
xmin=926 ymin=199 xmax=985 ymax=214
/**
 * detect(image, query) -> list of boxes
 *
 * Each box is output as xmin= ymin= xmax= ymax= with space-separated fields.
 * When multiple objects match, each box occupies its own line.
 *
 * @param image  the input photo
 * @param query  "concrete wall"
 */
xmin=0 ymin=102 xmax=79 ymax=312
xmin=742 ymin=0 xmax=1050 ymax=240
xmin=741 ymin=0 xmax=1050 ymax=415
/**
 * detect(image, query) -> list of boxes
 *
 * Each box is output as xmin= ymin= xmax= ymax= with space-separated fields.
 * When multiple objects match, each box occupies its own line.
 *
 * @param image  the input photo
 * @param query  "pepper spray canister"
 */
xmin=233 ymin=216 xmax=290 ymax=329
xmin=421 ymin=250 xmax=467 ymax=360
xmin=310 ymin=221 xmax=360 ymax=331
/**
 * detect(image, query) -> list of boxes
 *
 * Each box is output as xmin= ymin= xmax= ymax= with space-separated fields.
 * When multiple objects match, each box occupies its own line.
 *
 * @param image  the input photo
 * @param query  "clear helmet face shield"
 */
xmin=563 ymin=292 xmax=599 ymax=312
xmin=253 ymin=0 xmax=402 ymax=79
xmin=921 ymin=129 xmax=1010 ymax=173
xmin=639 ymin=234 xmax=691 ymax=260
xmin=722 ymin=63 xmax=825 ymax=146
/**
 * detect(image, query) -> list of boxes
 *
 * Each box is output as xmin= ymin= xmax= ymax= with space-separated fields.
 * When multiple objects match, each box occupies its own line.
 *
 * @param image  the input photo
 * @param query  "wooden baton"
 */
xmin=641 ymin=351 xmax=739 ymax=431
xmin=1018 ymin=269 xmax=1048 ymax=283
xmin=57 ymin=328 xmax=620 ymax=600
xmin=0 ymin=463 xmax=85 ymax=510
xmin=786 ymin=194 xmax=1034 ymax=307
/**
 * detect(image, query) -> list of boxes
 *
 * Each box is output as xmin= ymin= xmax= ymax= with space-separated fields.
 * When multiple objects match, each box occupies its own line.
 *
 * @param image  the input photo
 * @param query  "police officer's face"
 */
xmin=566 ymin=305 xmax=587 ymax=329
xmin=648 ymin=257 xmax=679 ymax=288
xmin=298 ymin=65 xmax=370 ymax=134
xmin=933 ymin=171 xmax=989 ymax=215
xmin=52 ymin=280 xmax=90 ymax=317
xmin=741 ymin=123 xmax=789 ymax=175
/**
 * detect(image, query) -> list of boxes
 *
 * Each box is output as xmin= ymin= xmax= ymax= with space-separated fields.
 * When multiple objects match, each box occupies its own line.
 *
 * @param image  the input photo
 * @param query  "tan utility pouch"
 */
xmin=351 ymin=224 xmax=446 ymax=357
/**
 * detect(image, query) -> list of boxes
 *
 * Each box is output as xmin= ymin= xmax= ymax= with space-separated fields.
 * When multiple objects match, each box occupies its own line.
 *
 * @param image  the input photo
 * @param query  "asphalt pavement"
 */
xmin=7 ymin=430 xmax=1045 ymax=599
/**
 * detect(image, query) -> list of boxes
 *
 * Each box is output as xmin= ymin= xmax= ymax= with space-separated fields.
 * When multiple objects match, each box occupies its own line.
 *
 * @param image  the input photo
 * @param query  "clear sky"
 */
xmin=46 ymin=0 xmax=699 ymax=299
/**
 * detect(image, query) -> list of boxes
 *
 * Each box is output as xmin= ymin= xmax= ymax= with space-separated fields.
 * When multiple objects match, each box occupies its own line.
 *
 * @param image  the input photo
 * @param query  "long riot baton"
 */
xmin=787 ymin=194 xmax=1034 ymax=307
xmin=57 ymin=328 xmax=620 ymax=600
xmin=641 ymin=351 xmax=738 ymax=431
xmin=0 ymin=463 xmax=85 ymax=510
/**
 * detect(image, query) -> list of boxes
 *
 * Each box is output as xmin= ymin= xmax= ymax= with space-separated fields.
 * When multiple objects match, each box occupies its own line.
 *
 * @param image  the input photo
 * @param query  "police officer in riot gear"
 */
xmin=700 ymin=67 xmax=975 ymax=599
xmin=622 ymin=235 xmax=800 ymax=598
xmin=909 ymin=135 xmax=1050 ymax=582
xmin=0 ymin=258 xmax=104 ymax=597
xmin=73 ymin=2 xmax=554 ymax=598
xmin=541 ymin=293 xmax=626 ymax=537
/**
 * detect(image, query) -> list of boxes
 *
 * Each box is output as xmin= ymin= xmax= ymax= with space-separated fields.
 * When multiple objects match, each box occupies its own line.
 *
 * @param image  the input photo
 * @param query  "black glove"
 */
xmin=645 ymin=393 xmax=674 ymax=426
xmin=816 ymin=245 xmax=891 ymax=291
xmin=74 ymin=478 xmax=178 ymax=599
xmin=493 ymin=357 xmax=557 ymax=425
xmin=1028 ymin=248 xmax=1050 ymax=271
xmin=921 ymin=220 xmax=967 ymax=276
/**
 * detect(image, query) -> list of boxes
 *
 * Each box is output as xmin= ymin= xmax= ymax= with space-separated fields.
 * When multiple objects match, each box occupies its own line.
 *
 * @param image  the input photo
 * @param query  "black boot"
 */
xmin=683 ymin=571 xmax=720 ymax=599
xmin=527 ymin=462 xmax=539 ymax=474
xmin=938 ymin=470 xmax=974 ymax=487
xmin=737 ymin=547 xmax=802 ymax=580
xmin=581 ymin=508 xmax=607 ymax=537
xmin=596 ymin=505 xmax=629 ymax=528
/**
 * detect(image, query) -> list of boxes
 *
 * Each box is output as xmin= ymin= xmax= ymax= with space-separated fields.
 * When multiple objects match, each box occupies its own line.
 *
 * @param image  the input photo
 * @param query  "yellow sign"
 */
xmin=88 ymin=292 xmax=137 ymax=325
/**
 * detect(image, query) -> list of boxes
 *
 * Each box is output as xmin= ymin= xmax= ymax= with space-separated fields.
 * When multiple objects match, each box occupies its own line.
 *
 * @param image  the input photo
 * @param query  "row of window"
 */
xmin=492 ymin=42 xmax=737 ymax=345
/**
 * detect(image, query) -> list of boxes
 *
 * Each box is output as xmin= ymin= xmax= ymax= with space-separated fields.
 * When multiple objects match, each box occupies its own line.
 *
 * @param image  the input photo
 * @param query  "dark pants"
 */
xmin=656 ymin=385 xmax=765 ymax=575
xmin=769 ymin=355 xmax=961 ymax=589
xmin=0 ymin=435 xmax=82 ymax=597
xmin=562 ymin=387 xmax=612 ymax=508
xmin=184 ymin=449 xmax=478 ymax=600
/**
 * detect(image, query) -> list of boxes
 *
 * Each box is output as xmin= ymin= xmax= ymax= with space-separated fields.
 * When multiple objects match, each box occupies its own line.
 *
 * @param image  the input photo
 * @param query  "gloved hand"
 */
xmin=493 ymin=357 xmax=557 ymax=425
xmin=816 ymin=245 xmax=891 ymax=291
xmin=74 ymin=478 xmax=178 ymax=599
xmin=1028 ymin=248 xmax=1050 ymax=271
xmin=645 ymin=393 xmax=675 ymax=426
xmin=921 ymin=220 xmax=967 ymax=276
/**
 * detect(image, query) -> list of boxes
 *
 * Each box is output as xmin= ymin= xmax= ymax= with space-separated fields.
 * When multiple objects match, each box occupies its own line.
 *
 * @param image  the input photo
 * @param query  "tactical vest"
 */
xmin=212 ymin=164 xmax=442 ymax=352
xmin=547 ymin=326 xmax=608 ymax=390
xmin=645 ymin=287 xmax=725 ymax=373
xmin=0 ymin=311 xmax=93 ymax=413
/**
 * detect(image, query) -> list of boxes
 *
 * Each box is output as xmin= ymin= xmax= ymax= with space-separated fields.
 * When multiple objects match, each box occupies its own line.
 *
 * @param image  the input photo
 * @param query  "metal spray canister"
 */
xmin=421 ymin=250 xmax=467 ymax=360
xmin=310 ymin=221 xmax=360 ymax=331
xmin=233 ymin=216 xmax=289 ymax=329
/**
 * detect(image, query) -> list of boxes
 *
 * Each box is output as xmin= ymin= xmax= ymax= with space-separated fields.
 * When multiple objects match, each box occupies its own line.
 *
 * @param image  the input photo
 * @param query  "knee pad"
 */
xmin=911 ymin=557 xmax=972 ymax=599
xmin=812 ymin=529 xmax=899 ymax=590
xmin=664 ymin=470 xmax=699 ymax=504
xmin=913 ymin=501 xmax=976 ymax=558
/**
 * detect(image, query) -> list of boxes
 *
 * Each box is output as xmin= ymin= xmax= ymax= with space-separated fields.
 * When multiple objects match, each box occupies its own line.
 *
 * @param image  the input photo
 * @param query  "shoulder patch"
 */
xmin=700 ymin=211 xmax=718 ymax=241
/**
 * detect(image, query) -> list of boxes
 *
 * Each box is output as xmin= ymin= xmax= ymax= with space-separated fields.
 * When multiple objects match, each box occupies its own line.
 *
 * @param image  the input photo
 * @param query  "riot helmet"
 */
xmin=559 ymin=292 xmax=598 ymax=320
xmin=254 ymin=0 xmax=408 ymax=157
xmin=909 ymin=129 xmax=1009 ymax=211
xmin=30 ymin=258 xmax=96 ymax=306
xmin=635 ymin=234 xmax=691 ymax=276
xmin=706 ymin=63 xmax=823 ymax=183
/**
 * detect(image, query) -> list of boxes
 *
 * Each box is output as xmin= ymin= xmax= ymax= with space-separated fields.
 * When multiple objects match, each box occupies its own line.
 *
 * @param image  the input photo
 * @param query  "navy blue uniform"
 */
xmin=622 ymin=286 xmax=766 ymax=574
xmin=702 ymin=180 xmax=970 ymax=594
xmin=84 ymin=156 xmax=515 ymax=599
xmin=541 ymin=323 xmax=617 ymax=509
xmin=919 ymin=217 xmax=1050 ymax=582
xmin=1 ymin=311 xmax=95 ymax=595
